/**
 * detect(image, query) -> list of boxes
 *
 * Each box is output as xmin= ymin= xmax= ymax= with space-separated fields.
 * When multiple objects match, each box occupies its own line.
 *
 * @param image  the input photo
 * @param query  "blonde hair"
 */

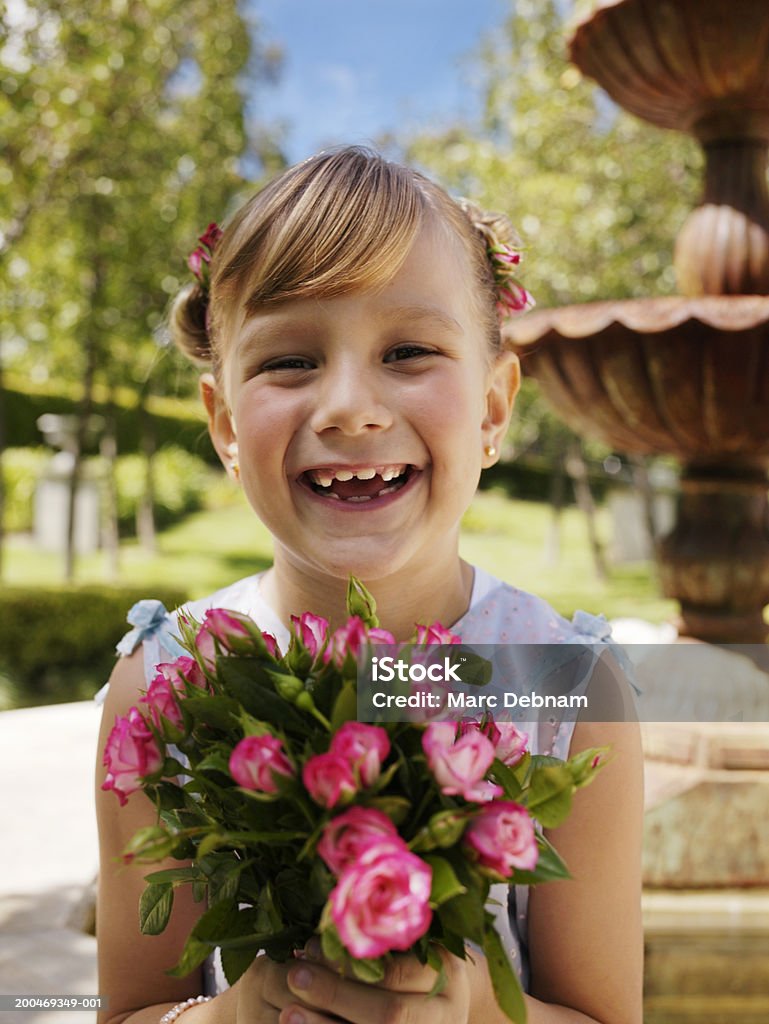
xmin=171 ymin=146 xmax=522 ymax=371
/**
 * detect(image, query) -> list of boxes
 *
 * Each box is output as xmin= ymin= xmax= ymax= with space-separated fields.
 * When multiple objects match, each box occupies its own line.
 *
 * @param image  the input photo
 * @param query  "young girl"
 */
xmin=96 ymin=147 xmax=643 ymax=1024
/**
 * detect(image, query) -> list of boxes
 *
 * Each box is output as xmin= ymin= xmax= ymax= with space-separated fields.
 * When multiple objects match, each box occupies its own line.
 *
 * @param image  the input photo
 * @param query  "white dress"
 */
xmin=114 ymin=565 xmax=629 ymax=994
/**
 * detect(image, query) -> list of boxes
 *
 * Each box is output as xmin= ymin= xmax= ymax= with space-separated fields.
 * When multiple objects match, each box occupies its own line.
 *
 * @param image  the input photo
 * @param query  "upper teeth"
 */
xmin=308 ymin=465 xmax=407 ymax=488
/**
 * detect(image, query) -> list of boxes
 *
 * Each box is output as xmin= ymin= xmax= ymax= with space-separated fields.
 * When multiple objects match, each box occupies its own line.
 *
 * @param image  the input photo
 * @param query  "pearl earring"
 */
xmin=484 ymin=444 xmax=497 ymax=458
xmin=229 ymin=459 xmax=240 ymax=480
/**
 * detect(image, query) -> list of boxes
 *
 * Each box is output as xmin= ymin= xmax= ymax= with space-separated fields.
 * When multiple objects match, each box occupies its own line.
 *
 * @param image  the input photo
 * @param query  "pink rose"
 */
xmin=302 ymin=753 xmax=357 ymax=808
xmin=494 ymin=722 xmax=528 ymax=767
xmin=261 ymin=631 xmax=280 ymax=658
xmin=329 ymin=722 xmax=390 ymax=786
xmin=415 ymin=622 xmax=461 ymax=645
xmin=329 ymin=843 xmax=432 ymax=958
xmin=422 ymin=721 xmax=502 ymax=803
xmin=317 ymin=806 xmax=401 ymax=875
xmin=463 ymin=801 xmax=538 ymax=878
xmin=156 ymin=656 xmax=207 ymax=690
xmin=323 ymin=617 xmax=396 ymax=666
xmin=229 ymin=735 xmax=295 ymax=793
xmin=188 ymin=246 xmax=207 ymax=279
xmin=195 ymin=608 xmax=257 ymax=666
xmin=101 ymin=707 xmax=163 ymax=806
xmin=140 ymin=672 xmax=184 ymax=730
xmin=290 ymin=611 xmax=329 ymax=658
xmin=458 ymin=716 xmax=501 ymax=746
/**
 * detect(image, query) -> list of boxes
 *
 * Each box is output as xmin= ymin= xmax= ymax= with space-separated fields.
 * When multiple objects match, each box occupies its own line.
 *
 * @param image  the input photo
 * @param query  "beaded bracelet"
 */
xmin=159 ymin=996 xmax=212 ymax=1024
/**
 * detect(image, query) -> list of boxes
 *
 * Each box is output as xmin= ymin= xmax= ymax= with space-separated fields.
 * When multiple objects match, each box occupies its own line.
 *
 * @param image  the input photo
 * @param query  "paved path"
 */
xmin=0 ymin=702 xmax=102 ymax=1024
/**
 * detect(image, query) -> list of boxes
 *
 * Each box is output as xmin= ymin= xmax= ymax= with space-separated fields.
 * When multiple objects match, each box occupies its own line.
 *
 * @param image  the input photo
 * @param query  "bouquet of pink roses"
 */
xmin=102 ymin=579 xmax=607 ymax=1024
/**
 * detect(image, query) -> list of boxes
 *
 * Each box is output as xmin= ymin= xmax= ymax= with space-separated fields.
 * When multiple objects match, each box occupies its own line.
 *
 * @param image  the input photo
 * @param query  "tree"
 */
xmin=399 ymin=0 xmax=703 ymax=570
xmin=1 ymin=0 xmax=283 ymax=578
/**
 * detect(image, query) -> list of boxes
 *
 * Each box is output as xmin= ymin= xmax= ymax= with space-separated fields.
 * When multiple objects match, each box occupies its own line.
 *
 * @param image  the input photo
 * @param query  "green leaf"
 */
xmin=367 ymin=795 xmax=412 ymax=825
xmin=167 ymin=935 xmax=212 ymax=978
xmin=329 ymin=681 xmax=358 ymax=731
xmin=143 ymin=866 xmax=203 ymax=887
xmin=349 ymin=956 xmax=386 ymax=983
xmin=321 ymin=924 xmax=345 ymax=963
xmin=490 ymin=759 xmax=523 ymax=801
xmin=426 ymin=944 xmax=448 ymax=995
xmin=483 ymin=924 xmax=527 ymax=1024
xmin=220 ymin=943 xmax=262 ymax=987
xmin=191 ymin=898 xmax=239 ymax=942
xmin=524 ymin=764 xmax=574 ymax=828
xmin=217 ymin=659 xmax=307 ymax=732
xmin=139 ymin=884 xmax=174 ymax=936
xmin=509 ymin=834 xmax=571 ymax=885
xmin=182 ymin=695 xmax=240 ymax=731
xmin=424 ymin=855 xmax=467 ymax=907
xmin=436 ymin=889 xmax=485 ymax=945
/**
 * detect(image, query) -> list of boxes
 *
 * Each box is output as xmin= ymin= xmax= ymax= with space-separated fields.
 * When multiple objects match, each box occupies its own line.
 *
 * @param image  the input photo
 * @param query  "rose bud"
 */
xmin=229 ymin=735 xmax=295 ymax=794
xmin=302 ymin=752 xmax=357 ymax=808
xmin=415 ymin=622 xmax=461 ymax=645
xmin=290 ymin=611 xmax=329 ymax=659
xmin=329 ymin=721 xmax=390 ymax=786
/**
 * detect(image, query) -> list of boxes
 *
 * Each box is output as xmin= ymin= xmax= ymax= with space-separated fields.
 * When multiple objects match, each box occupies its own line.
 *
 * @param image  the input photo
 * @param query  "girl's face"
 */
xmin=206 ymin=221 xmax=519 ymax=584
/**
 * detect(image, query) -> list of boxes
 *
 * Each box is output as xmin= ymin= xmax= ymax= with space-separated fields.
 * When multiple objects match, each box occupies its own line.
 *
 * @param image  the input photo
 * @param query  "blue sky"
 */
xmin=252 ymin=0 xmax=508 ymax=163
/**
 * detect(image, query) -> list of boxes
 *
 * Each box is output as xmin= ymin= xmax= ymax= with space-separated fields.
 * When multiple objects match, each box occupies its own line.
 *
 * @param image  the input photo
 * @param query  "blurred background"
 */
xmin=0 ymin=0 xmax=698 ymax=711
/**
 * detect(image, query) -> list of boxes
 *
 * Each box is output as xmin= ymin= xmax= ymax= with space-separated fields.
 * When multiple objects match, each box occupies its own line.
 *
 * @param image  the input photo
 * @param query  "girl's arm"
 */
xmin=96 ymin=652 xmax=309 ymax=1024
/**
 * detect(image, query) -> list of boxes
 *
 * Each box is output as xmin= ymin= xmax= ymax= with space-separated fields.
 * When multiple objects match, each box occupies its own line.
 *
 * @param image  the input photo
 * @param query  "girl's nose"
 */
xmin=309 ymin=363 xmax=393 ymax=436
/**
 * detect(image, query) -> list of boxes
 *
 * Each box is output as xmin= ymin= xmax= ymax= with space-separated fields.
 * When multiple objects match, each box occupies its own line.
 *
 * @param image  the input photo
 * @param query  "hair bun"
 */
xmin=170 ymin=283 xmax=213 ymax=365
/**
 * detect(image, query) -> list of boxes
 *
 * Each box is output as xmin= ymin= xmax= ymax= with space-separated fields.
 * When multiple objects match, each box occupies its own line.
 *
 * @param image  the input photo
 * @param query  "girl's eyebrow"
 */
xmin=385 ymin=304 xmax=464 ymax=334
xmin=236 ymin=303 xmax=463 ymax=354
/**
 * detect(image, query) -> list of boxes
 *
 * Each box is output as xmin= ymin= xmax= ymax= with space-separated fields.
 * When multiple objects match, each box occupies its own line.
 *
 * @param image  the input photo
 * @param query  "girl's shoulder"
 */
xmin=101 ymin=573 xmax=272 ymax=698
xmin=462 ymin=566 xmax=614 ymax=646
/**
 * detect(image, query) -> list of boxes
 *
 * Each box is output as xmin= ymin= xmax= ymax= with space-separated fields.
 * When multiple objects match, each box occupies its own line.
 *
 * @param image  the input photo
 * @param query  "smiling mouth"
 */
xmin=300 ymin=465 xmax=417 ymax=503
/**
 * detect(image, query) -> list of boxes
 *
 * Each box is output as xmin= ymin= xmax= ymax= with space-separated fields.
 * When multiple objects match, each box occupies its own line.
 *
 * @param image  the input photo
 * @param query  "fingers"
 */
xmin=285 ymin=961 xmax=425 ymax=1024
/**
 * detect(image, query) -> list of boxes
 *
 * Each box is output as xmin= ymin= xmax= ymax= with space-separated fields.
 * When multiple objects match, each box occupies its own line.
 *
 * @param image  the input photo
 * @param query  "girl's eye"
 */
xmin=384 ymin=344 xmax=435 ymax=363
xmin=260 ymin=356 xmax=315 ymax=372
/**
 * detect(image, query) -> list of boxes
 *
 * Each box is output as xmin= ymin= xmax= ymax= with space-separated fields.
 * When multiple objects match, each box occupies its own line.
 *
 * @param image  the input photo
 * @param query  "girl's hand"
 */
xmin=236 ymin=955 xmax=317 ymax=1024
xmin=281 ymin=946 xmax=474 ymax=1024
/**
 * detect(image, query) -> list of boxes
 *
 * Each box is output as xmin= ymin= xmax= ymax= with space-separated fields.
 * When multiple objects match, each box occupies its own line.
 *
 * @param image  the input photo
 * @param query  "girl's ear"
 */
xmin=482 ymin=350 xmax=520 ymax=466
xmin=200 ymin=373 xmax=238 ymax=476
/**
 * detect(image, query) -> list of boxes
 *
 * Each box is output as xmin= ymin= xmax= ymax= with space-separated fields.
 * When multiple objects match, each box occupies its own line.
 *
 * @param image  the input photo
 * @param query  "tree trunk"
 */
xmin=64 ymin=238 xmax=104 ymax=582
xmin=565 ymin=440 xmax=609 ymax=582
xmin=101 ymin=401 xmax=120 ymax=581
xmin=137 ymin=389 xmax=157 ymax=554
xmin=545 ymin=449 xmax=567 ymax=567
xmin=0 ymin=351 xmax=6 ymax=582
xmin=630 ymin=454 xmax=659 ymax=551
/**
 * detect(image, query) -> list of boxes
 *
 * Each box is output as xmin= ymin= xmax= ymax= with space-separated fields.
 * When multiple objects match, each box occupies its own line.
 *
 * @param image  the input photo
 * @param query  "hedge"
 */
xmin=3 ymin=385 xmax=216 ymax=463
xmin=0 ymin=584 xmax=189 ymax=709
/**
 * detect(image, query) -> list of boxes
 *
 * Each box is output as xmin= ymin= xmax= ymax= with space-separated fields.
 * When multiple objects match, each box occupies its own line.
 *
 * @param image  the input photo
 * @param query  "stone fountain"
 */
xmin=504 ymin=2 xmax=769 ymax=1020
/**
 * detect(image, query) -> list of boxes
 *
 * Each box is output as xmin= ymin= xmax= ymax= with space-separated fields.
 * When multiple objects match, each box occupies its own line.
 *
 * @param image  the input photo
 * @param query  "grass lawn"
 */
xmin=5 ymin=487 xmax=675 ymax=623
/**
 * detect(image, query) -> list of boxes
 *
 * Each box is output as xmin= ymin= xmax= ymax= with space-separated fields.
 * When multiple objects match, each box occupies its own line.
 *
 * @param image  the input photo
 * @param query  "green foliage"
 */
xmin=2 ymin=382 xmax=215 ymax=461
xmin=406 ymin=0 xmax=701 ymax=309
xmin=1 ymin=0 xmax=283 ymax=396
xmin=0 ymin=583 xmax=188 ymax=707
xmin=1 ymin=447 xmax=49 ymax=531
xmin=3 ymin=442 xmax=215 ymax=534
xmin=114 ymin=445 xmax=214 ymax=530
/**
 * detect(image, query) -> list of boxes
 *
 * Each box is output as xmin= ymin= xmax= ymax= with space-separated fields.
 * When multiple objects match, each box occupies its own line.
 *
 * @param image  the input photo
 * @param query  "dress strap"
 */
xmin=116 ymin=599 xmax=186 ymax=686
